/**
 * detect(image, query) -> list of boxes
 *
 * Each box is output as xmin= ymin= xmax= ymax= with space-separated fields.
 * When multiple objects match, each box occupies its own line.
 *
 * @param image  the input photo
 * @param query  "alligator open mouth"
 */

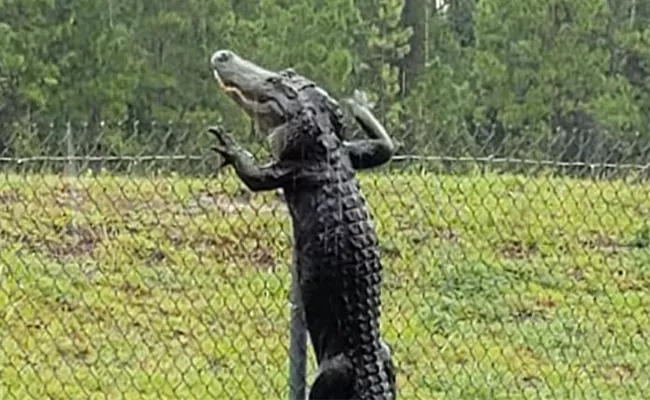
xmin=212 ymin=68 xmax=277 ymax=119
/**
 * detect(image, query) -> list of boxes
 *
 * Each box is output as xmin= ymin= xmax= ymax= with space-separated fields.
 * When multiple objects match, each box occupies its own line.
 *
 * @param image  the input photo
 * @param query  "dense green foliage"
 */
xmin=1 ymin=0 xmax=649 ymax=166
xmin=1 ymin=171 xmax=649 ymax=398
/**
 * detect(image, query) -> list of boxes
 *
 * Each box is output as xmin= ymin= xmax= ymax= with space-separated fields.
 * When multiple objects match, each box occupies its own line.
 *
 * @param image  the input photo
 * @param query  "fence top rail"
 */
xmin=0 ymin=154 xmax=648 ymax=170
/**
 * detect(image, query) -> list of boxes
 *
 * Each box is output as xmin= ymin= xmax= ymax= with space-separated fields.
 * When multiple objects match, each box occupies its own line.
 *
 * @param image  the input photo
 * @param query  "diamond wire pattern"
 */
xmin=1 ymin=123 xmax=650 ymax=399
xmin=1 ymin=178 xmax=97 ymax=398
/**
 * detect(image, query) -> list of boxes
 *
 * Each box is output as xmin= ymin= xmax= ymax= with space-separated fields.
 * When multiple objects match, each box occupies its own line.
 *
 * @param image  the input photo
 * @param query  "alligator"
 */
xmin=208 ymin=49 xmax=397 ymax=400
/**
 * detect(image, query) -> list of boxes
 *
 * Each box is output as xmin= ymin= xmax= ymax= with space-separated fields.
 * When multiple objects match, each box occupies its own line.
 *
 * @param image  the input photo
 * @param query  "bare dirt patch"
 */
xmin=2 ymin=223 xmax=102 ymax=262
xmin=186 ymin=189 xmax=286 ymax=214
xmin=0 ymin=189 xmax=24 ymax=206
xmin=593 ymin=362 xmax=636 ymax=382
xmin=248 ymin=245 xmax=276 ymax=270
xmin=432 ymin=225 xmax=460 ymax=243
xmin=498 ymin=240 xmax=538 ymax=259
xmin=579 ymin=233 xmax=620 ymax=250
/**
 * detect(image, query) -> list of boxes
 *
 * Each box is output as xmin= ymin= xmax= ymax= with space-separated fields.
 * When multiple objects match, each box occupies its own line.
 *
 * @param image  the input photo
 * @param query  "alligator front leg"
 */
xmin=209 ymin=126 xmax=299 ymax=192
xmin=342 ymin=96 xmax=395 ymax=171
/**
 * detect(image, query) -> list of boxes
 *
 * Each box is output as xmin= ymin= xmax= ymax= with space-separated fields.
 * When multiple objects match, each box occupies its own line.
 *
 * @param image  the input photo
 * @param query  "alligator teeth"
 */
xmin=213 ymin=70 xmax=225 ymax=87
xmin=213 ymin=70 xmax=242 ymax=96
xmin=213 ymin=70 xmax=232 ymax=91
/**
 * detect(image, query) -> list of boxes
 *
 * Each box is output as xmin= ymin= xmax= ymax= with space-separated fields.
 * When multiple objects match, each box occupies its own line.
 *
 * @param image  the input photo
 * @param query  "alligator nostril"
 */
xmin=218 ymin=51 xmax=230 ymax=62
xmin=212 ymin=50 xmax=232 ymax=65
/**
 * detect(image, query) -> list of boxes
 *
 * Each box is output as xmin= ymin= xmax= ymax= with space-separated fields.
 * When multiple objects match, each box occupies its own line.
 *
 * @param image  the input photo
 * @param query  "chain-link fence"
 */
xmin=0 ymin=121 xmax=649 ymax=399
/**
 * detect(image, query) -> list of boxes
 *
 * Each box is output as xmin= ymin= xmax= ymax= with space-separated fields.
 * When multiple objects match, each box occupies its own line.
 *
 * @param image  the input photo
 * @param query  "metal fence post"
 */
xmin=65 ymin=121 xmax=76 ymax=177
xmin=288 ymin=257 xmax=307 ymax=400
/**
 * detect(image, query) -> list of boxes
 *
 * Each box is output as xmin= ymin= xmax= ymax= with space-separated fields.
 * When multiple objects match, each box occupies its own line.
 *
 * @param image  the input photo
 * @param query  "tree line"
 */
xmin=1 ymin=0 xmax=649 ymax=174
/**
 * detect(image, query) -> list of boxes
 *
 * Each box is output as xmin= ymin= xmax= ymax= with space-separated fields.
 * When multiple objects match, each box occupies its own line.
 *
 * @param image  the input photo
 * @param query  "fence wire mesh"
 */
xmin=4 ymin=0 xmax=650 ymax=396
xmin=0 ymin=121 xmax=649 ymax=399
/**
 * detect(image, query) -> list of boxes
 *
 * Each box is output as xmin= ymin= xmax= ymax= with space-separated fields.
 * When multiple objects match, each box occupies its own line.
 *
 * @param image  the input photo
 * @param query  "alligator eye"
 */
xmin=281 ymin=68 xmax=296 ymax=78
xmin=266 ymin=76 xmax=281 ymax=85
xmin=257 ymin=94 xmax=270 ymax=102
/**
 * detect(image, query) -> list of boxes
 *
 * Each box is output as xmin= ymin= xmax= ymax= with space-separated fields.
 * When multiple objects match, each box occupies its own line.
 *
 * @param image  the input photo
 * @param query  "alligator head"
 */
xmin=210 ymin=49 xmax=343 ymax=159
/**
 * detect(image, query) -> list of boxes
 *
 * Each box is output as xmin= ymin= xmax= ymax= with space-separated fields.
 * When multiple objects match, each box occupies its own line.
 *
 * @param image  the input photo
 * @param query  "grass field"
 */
xmin=0 ymin=168 xmax=649 ymax=399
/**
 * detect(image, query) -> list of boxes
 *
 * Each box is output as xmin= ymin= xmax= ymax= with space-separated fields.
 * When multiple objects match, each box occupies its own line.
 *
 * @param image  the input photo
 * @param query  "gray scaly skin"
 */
xmin=208 ymin=49 xmax=397 ymax=400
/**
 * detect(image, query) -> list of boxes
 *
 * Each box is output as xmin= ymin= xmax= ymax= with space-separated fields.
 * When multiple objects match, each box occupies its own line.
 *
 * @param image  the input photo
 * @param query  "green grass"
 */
xmin=0 ymin=169 xmax=649 ymax=399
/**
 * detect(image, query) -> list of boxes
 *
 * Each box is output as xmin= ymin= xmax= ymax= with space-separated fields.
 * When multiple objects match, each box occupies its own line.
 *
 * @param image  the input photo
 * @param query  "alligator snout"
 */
xmin=209 ymin=49 xmax=289 ymax=131
xmin=209 ymin=49 xmax=279 ymax=92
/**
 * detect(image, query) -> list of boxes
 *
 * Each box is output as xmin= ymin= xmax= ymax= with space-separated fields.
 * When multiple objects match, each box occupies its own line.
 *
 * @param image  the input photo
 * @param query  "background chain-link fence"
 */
xmin=1 ymin=122 xmax=649 ymax=400
xmin=2 ymin=0 xmax=650 ymax=398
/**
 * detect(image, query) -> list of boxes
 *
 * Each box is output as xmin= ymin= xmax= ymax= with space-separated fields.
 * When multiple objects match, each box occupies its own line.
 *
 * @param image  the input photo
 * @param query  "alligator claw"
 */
xmin=210 ymin=144 xmax=226 ymax=154
xmin=208 ymin=125 xmax=228 ymax=145
xmin=353 ymin=89 xmax=372 ymax=108
xmin=209 ymin=125 xmax=238 ymax=146
xmin=343 ymin=89 xmax=375 ymax=113
xmin=210 ymin=145 xmax=232 ymax=168
xmin=207 ymin=125 xmax=224 ymax=134
xmin=208 ymin=125 xmax=239 ymax=168
xmin=219 ymin=131 xmax=238 ymax=148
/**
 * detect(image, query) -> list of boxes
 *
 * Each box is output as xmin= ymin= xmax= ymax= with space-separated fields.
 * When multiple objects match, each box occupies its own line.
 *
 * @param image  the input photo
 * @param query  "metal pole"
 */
xmin=65 ymin=121 xmax=76 ymax=177
xmin=288 ymin=257 xmax=307 ymax=400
